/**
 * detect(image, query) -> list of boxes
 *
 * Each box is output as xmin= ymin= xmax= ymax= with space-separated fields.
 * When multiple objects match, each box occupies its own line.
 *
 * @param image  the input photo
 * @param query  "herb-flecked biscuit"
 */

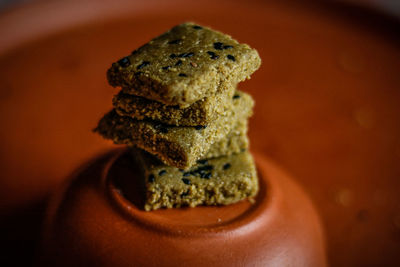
xmin=113 ymin=84 xmax=236 ymax=126
xmin=132 ymin=148 xmax=258 ymax=211
xmin=95 ymin=91 xmax=254 ymax=169
xmin=107 ymin=22 xmax=261 ymax=107
xmin=131 ymin=119 xmax=248 ymax=167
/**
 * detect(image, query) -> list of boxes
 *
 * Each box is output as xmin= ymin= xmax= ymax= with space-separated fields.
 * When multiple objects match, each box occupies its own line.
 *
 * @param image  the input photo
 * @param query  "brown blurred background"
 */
xmin=0 ymin=0 xmax=399 ymax=266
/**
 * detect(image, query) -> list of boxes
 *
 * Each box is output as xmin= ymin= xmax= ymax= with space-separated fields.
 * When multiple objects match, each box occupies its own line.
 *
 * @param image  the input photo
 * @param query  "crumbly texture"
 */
xmin=95 ymin=91 xmax=253 ymax=169
xmin=131 ymin=118 xmax=248 ymax=166
xmin=107 ymin=22 xmax=261 ymax=107
xmin=132 ymin=148 xmax=258 ymax=211
xmin=113 ymin=84 xmax=235 ymax=126
xmin=204 ymin=119 xmax=248 ymax=159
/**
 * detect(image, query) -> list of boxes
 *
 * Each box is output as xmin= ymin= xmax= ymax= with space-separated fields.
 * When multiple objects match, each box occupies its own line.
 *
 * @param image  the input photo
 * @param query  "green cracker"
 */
xmin=95 ymin=91 xmax=253 ymax=169
xmin=133 ymin=149 xmax=258 ymax=211
xmin=107 ymin=22 xmax=261 ymax=107
xmin=113 ymin=84 xmax=235 ymax=126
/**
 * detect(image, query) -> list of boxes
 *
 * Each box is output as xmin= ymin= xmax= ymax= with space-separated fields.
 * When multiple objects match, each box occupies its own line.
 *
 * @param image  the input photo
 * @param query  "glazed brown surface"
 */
xmin=0 ymin=0 xmax=399 ymax=266
xmin=39 ymin=149 xmax=326 ymax=267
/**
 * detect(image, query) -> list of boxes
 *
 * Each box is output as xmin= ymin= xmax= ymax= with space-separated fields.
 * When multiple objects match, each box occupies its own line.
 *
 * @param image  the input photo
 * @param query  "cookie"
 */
xmin=113 ymin=84 xmax=235 ymax=126
xmin=95 ymin=91 xmax=254 ymax=169
xmin=107 ymin=22 xmax=261 ymax=107
xmin=132 ymin=148 xmax=258 ymax=211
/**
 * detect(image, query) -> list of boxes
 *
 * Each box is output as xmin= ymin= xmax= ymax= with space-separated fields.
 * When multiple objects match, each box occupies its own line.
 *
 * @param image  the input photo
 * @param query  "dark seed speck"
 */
xmin=201 ymin=165 xmax=214 ymax=171
xmin=181 ymin=191 xmax=190 ymax=197
xmin=118 ymin=57 xmax=130 ymax=67
xmin=207 ymin=51 xmax=219 ymax=60
xmin=148 ymin=174 xmax=155 ymax=183
xmin=223 ymin=163 xmax=231 ymax=170
xmin=183 ymin=172 xmax=191 ymax=177
xmin=175 ymin=60 xmax=183 ymax=66
xmin=135 ymin=71 xmax=143 ymax=76
xmin=162 ymin=66 xmax=171 ymax=70
xmin=170 ymin=53 xmax=178 ymax=58
xmin=195 ymin=125 xmax=207 ymax=130
xmin=168 ymin=39 xmax=182 ymax=44
xmin=179 ymin=52 xmax=194 ymax=58
xmin=223 ymin=45 xmax=233 ymax=49
xmin=226 ymin=55 xmax=236 ymax=61
xmin=137 ymin=61 xmax=150 ymax=69
xmin=182 ymin=178 xmax=191 ymax=185
xmin=233 ymin=94 xmax=240 ymax=99
xmin=178 ymin=73 xmax=187 ymax=77
xmin=193 ymin=25 xmax=203 ymax=29
xmin=200 ymin=172 xmax=210 ymax=179
xmin=159 ymin=170 xmax=167 ymax=176
xmin=227 ymin=55 xmax=236 ymax=61
xmin=197 ymin=159 xmax=208 ymax=165
xmin=191 ymin=165 xmax=214 ymax=177
xmin=213 ymin=42 xmax=224 ymax=50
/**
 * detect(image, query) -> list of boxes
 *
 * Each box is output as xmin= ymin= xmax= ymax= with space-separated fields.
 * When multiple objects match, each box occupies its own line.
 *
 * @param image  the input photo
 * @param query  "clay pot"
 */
xmin=38 ymin=149 xmax=326 ymax=266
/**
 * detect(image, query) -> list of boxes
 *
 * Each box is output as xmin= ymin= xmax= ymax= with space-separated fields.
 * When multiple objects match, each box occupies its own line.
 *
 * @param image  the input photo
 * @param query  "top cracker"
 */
xmin=107 ymin=22 xmax=261 ymax=107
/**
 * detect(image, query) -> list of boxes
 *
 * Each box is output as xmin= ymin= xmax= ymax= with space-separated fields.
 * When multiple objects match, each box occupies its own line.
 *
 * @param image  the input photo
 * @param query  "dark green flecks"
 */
xmin=233 ymin=94 xmax=240 ymax=99
xmin=182 ymin=164 xmax=214 ymax=179
xmin=194 ymin=165 xmax=214 ymax=179
xmin=168 ymin=39 xmax=182 ymax=44
xmin=179 ymin=52 xmax=194 ymax=58
xmin=223 ymin=163 xmax=231 ymax=170
xmin=134 ymin=71 xmax=143 ymax=76
xmin=195 ymin=125 xmax=207 ymax=130
xmin=162 ymin=66 xmax=171 ymax=70
xmin=197 ymin=159 xmax=208 ymax=165
xmin=181 ymin=191 xmax=190 ymax=197
xmin=199 ymin=171 xmax=211 ymax=179
xmin=197 ymin=165 xmax=214 ymax=172
xmin=175 ymin=60 xmax=183 ymax=66
xmin=203 ymin=172 xmax=212 ymax=179
xmin=171 ymin=52 xmax=195 ymax=59
xmin=213 ymin=42 xmax=224 ymax=50
xmin=178 ymin=73 xmax=187 ymax=77
xmin=214 ymin=42 xmax=234 ymax=51
xmin=148 ymin=174 xmax=155 ymax=183
xmin=227 ymin=55 xmax=236 ymax=61
xmin=193 ymin=25 xmax=202 ymax=29
xmin=137 ymin=61 xmax=150 ymax=69
xmin=118 ymin=57 xmax=130 ymax=67
xmin=159 ymin=170 xmax=167 ymax=176
xmin=182 ymin=178 xmax=191 ymax=185
xmin=207 ymin=51 xmax=219 ymax=60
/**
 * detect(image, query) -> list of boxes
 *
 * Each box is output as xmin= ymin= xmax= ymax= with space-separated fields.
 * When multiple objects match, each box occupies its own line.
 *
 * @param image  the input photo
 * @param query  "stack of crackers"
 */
xmin=96 ymin=23 xmax=261 ymax=211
